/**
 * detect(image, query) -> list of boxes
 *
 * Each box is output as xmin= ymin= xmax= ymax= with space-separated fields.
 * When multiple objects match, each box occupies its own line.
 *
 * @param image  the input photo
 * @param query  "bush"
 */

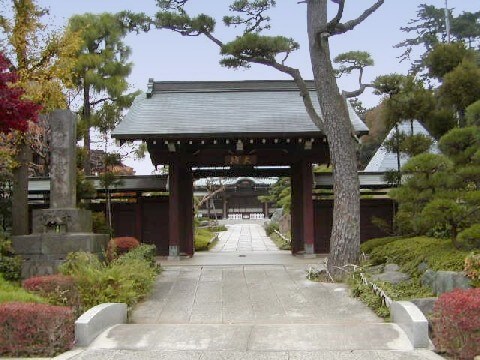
xmin=465 ymin=252 xmax=480 ymax=288
xmin=22 ymin=275 xmax=82 ymax=315
xmin=107 ymin=236 xmax=140 ymax=260
xmin=264 ymin=221 xmax=279 ymax=236
xmin=431 ymin=288 xmax=480 ymax=359
xmin=368 ymin=237 xmax=469 ymax=277
xmin=0 ymin=276 xmax=44 ymax=304
xmin=114 ymin=244 xmax=159 ymax=272
xmin=60 ymin=251 xmax=157 ymax=312
xmin=457 ymin=224 xmax=480 ymax=250
xmin=360 ymin=236 xmax=402 ymax=254
xmin=0 ymin=302 xmax=74 ymax=357
xmin=0 ymin=237 xmax=22 ymax=282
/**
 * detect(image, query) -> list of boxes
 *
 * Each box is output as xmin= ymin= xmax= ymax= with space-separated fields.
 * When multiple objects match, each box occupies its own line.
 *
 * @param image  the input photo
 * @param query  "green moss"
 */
xmin=0 ymin=276 xmax=45 ymax=304
xmin=368 ymin=236 xmax=470 ymax=277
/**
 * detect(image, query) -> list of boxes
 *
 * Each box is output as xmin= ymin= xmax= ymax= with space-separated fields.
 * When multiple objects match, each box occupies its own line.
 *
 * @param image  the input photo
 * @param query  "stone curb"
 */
xmin=391 ymin=301 xmax=430 ymax=349
xmin=75 ymin=303 xmax=127 ymax=347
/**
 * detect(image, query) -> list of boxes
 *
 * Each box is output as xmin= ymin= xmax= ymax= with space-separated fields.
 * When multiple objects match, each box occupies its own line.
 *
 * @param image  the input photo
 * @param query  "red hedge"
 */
xmin=431 ymin=288 xmax=480 ymax=360
xmin=0 ymin=302 xmax=75 ymax=357
xmin=107 ymin=236 xmax=140 ymax=260
xmin=22 ymin=274 xmax=75 ymax=293
xmin=22 ymin=274 xmax=81 ymax=312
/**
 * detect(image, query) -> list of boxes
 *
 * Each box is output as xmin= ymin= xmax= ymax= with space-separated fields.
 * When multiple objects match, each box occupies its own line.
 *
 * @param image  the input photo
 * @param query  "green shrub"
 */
xmin=0 ymin=302 xmax=74 ymax=357
xmin=60 ymin=251 xmax=157 ymax=312
xmin=0 ymin=276 xmax=44 ymax=304
xmin=58 ymin=251 xmax=103 ymax=275
xmin=457 ymin=224 xmax=480 ymax=250
xmin=0 ymin=237 xmax=22 ymax=282
xmin=264 ymin=222 xmax=279 ymax=236
xmin=465 ymin=252 xmax=480 ymax=288
xmin=360 ymin=236 xmax=402 ymax=254
xmin=368 ymin=237 xmax=469 ymax=277
xmin=114 ymin=244 xmax=160 ymax=272
xmin=349 ymin=275 xmax=390 ymax=319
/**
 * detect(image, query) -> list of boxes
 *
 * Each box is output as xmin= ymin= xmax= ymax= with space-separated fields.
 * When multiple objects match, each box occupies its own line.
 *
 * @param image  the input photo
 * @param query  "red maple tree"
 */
xmin=0 ymin=52 xmax=41 ymax=134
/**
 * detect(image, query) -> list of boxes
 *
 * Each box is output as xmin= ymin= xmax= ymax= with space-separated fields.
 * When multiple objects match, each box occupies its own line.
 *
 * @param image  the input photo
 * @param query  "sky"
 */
xmin=33 ymin=0 xmax=479 ymax=174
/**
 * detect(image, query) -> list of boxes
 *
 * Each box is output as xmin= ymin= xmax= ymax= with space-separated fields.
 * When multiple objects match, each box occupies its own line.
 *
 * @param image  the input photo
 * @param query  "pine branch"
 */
xmin=331 ymin=0 xmax=385 ymax=36
xmin=326 ymin=0 xmax=345 ymax=33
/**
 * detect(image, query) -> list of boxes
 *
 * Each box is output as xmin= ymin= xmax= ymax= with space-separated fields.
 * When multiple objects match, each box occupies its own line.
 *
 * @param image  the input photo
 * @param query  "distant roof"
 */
xmin=364 ymin=120 xmax=439 ymax=172
xmin=112 ymin=80 xmax=369 ymax=140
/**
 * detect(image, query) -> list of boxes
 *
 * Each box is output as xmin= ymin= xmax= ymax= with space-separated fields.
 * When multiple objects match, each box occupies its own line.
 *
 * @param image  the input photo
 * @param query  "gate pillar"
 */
xmin=290 ymin=160 xmax=314 ymax=255
xmin=168 ymin=159 xmax=194 ymax=257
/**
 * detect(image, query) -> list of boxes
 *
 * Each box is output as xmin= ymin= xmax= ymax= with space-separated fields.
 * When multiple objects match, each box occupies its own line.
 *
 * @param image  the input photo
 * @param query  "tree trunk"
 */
xmin=83 ymin=83 xmax=92 ymax=175
xmin=11 ymin=141 xmax=31 ymax=236
xmin=307 ymin=0 xmax=360 ymax=278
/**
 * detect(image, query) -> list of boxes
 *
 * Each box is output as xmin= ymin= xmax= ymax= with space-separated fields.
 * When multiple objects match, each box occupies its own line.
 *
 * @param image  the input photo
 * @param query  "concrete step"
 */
xmin=88 ymin=323 xmax=413 ymax=352
xmin=65 ymin=349 xmax=444 ymax=360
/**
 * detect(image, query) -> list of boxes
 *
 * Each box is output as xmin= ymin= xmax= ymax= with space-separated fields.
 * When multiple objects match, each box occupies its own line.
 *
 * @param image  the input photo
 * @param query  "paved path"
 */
xmin=64 ymin=223 xmax=443 ymax=360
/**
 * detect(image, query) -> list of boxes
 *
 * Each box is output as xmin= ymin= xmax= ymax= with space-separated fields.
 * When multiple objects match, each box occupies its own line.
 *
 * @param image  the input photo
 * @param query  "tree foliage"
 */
xmin=392 ymin=126 xmax=480 ymax=249
xmin=68 ymin=12 xmax=138 ymax=175
xmin=0 ymin=52 xmax=40 ymax=134
xmin=395 ymin=4 xmax=480 ymax=73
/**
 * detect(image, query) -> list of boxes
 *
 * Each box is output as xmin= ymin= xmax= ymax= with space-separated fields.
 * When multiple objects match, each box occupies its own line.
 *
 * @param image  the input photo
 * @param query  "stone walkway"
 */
xmin=211 ymin=224 xmax=279 ymax=252
xmin=64 ymin=223 xmax=443 ymax=360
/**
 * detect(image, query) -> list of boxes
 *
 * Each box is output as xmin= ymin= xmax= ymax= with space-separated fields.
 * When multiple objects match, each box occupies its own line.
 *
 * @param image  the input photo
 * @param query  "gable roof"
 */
xmin=364 ymin=120 xmax=439 ymax=172
xmin=112 ymin=80 xmax=369 ymax=140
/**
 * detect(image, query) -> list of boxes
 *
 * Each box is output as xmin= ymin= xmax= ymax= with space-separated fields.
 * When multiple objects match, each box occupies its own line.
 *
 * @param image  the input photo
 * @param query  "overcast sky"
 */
xmin=34 ymin=0 xmax=479 ymax=174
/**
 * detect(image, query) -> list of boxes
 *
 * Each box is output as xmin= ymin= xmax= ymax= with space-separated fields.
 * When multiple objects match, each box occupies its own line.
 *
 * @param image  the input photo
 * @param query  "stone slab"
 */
xmin=90 ymin=324 xmax=252 ymax=351
xmin=76 ymin=303 xmax=128 ymax=347
xmin=64 ymin=349 xmax=445 ymax=360
xmin=391 ymin=301 xmax=429 ymax=349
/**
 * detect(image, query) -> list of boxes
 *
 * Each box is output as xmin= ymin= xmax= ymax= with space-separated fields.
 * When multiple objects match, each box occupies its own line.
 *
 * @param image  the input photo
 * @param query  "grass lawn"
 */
xmin=0 ymin=276 xmax=45 ymax=304
xmin=194 ymin=227 xmax=219 ymax=251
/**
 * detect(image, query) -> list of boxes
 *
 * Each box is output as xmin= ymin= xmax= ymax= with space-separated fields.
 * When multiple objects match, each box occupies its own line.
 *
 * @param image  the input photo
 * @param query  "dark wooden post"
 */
xmin=181 ymin=165 xmax=194 ymax=256
xmin=290 ymin=160 xmax=314 ymax=255
xmin=135 ymin=194 xmax=143 ymax=242
xmin=290 ymin=162 xmax=304 ymax=254
xmin=301 ymin=160 xmax=314 ymax=255
xmin=222 ymin=196 xmax=227 ymax=219
xmin=168 ymin=159 xmax=181 ymax=257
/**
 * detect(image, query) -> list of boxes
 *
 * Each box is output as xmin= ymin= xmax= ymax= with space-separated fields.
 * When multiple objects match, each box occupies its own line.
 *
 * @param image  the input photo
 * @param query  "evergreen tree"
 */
xmin=68 ymin=12 xmax=135 ymax=175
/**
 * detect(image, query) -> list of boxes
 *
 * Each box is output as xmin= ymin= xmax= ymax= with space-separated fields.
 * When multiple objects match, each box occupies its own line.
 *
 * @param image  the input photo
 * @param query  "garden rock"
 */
xmin=384 ymin=264 xmax=400 ymax=272
xmin=421 ymin=270 xmax=471 ymax=296
xmin=371 ymin=264 xmax=410 ymax=284
xmin=411 ymin=297 xmax=437 ymax=317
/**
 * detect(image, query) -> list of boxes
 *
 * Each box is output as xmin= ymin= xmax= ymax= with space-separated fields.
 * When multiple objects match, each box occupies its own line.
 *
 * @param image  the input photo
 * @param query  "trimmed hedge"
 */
xmin=22 ymin=274 xmax=82 ymax=315
xmin=432 ymin=288 xmax=480 ymax=359
xmin=365 ymin=237 xmax=470 ymax=277
xmin=107 ymin=236 xmax=140 ymax=261
xmin=0 ymin=302 xmax=74 ymax=357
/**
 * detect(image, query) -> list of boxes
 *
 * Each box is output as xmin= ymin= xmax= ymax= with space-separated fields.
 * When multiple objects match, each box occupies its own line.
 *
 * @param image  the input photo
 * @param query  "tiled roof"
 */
xmin=112 ymin=80 xmax=369 ymax=140
xmin=364 ymin=120 xmax=439 ymax=172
